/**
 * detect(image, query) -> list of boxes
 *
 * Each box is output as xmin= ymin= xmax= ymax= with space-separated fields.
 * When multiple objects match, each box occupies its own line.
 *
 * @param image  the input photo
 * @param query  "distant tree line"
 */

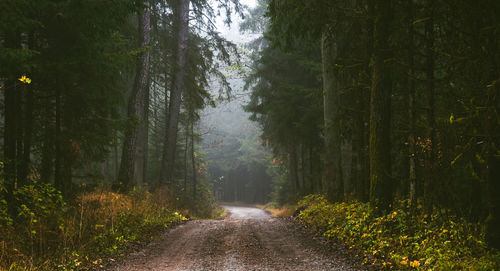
xmin=203 ymin=111 xmax=273 ymax=204
xmin=244 ymin=0 xmax=500 ymax=249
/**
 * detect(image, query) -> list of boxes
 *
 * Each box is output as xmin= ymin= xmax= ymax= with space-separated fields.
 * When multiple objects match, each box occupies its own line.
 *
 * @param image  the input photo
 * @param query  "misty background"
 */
xmin=200 ymin=0 xmax=273 ymax=203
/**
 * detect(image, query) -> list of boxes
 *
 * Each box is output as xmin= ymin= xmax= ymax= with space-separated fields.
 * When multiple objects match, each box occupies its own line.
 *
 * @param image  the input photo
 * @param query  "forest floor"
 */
xmin=106 ymin=205 xmax=371 ymax=271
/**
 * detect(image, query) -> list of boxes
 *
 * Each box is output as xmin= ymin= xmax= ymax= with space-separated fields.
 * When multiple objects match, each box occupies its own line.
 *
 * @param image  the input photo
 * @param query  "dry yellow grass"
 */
xmin=257 ymin=203 xmax=297 ymax=218
xmin=79 ymin=191 xmax=133 ymax=226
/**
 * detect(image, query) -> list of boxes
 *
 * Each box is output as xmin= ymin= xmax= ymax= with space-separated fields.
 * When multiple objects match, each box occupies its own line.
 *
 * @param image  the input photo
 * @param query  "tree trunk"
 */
xmin=15 ymin=84 xmax=24 ymax=186
xmin=159 ymin=0 xmax=190 ymax=186
xmin=184 ymin=125 xmax=189 ymax=198
xmin=3 ymin=73 xmax=18 ymax=217
xmin=352 ymin=84 xmax=370 ymax=202
xmin=142 ymin=82 xmax=150 ymax=185
xmin=191 ymin=121 xmax=197 ymax=201
xmin=322 ymin=27 xmax=344 ymax=202
xmin=18 ymin=79 xmax=35 ymax=185
xmin=135 ymin=75 xmax=151 ymax=187
xmin=352 ymin=99 xmax=366 ymax=201
xmin=40 ymin=121 xmax=54 ymax=184
xmin=300 ymin=144 xmax=305 ymax=196
xmin=369 ymin=0 xmax=393 ymax=212
xmin=116 ymin=3 xmax=151 ymax=191
xmin=308 ymin=146 xmax=314 ymax=193
xmin=423 ymin=0 xmax=435 ymax=212
xmin=289 ymin=146 xmax=299 ymax=201
xmin=362 ymin=0 xmax=374 ymax=203
xmin=61 ymin=147 xmax=74 ymax=196
xmin=3 ymin=31 xmax=21 ymax=216
xmin=352 ymin=0 xmax=374 ymax=203
xmin=54 ymin=84 xmax=62 ymax=192
xmin=134 ymin=82 xmax=150 ymax=187
xmin=407 ymin=0 xmax=417 ymax=204
xmin=114 ymin=131 xmax=119 ymax=181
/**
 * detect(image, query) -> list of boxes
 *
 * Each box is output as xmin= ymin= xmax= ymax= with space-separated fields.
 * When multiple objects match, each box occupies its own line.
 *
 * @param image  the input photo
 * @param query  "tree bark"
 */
xmin=289 ymin=146 xmax=299 ymax=201
xmin=3 ymin=74 xmax=18 ymax=216
xmin=61 ymin=144 xmax=74 ymax=196
xmin=352 ymin=94 xmax=368 ymax=201
xmin=308 ymin=146 xmax=314 ymax=194
xmin=184 ymin=126 xmax=189 ymax=198
xmin=134 ymin=77 xmax=150 ymax=187
xmin=159 ymin=0 xmax=190 ymax=186
xmin=15 ymin=83 xmax=24 ymax=186
xmin=54 ymin=83 xmax=62 ymax=192
xmin=354 ymin=0 xmax=374 ymax=203
xmin=116 ymin=3 xmax=151 ymax=192
xmin=3 ymin=31 xmax=21 ymax=216
xmin=300 ymin=144 xmax=305 ymax=196
xmin=423 ymin=0 xmax=436 ymax=212
xmin=369 ymin=0 xmax=393 ymax=212
xmin=114 ymin=131 xmax=119 ymax=181
xmin=407 ymin=0 xmax=417 ymax=204
xmin=322 ymin=27 xmax=344 ymax=202
xmin=40 ymin=121 xmax=54 ymax=184
xmin=142 ymin=82 xmax=150 ymax=185
xmin=18 ymin=76 xmax=35 ymax=186
xmin=191 ymin=121 xmax=197 ymax=201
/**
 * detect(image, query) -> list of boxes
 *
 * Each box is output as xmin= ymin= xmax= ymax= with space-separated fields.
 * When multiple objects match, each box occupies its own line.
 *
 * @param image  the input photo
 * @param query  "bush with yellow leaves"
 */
xmin=297 ymin=194 xmax=499 ymax=270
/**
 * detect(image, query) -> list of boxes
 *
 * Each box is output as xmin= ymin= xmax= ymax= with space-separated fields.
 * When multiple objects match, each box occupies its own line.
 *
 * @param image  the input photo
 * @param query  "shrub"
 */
xmin=297 ymin=194 xmax=500 ymax=270
xmin=0 ymin=184 xmax=187 ymax=270
xmin=0 ymin=181 xmax=67 ymax=267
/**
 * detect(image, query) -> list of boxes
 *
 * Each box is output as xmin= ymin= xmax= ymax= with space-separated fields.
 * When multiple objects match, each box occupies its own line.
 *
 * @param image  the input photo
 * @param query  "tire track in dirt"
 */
xmin=107 ymin=206 xmax=370 ymax=271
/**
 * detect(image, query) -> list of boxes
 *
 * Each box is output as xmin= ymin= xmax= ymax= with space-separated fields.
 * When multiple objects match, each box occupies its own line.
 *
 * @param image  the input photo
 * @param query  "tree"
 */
xmin=322 ymin=26 xmax=343 ymax=202
xmin=406 ymin=0 xmax=417 ymax=204
xmin=116 ymin=1 xmax=152 ymax=192
xmin=1 ymin=0 xmax=138 ymax=197
xmin=369 ymin=0 xmax=393 ymax=212
xmin=245 ymin=6 xmax=324 ymax=202
xmin=159 ymin=0 xmax=190 ymax=186
xmin=423 ymin=0 xmax=436 ymax=212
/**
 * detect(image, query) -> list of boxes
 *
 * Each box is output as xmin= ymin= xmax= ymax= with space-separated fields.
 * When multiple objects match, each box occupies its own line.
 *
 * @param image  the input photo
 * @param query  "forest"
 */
xmin=1 ymin=0 xmax=499 ymax=270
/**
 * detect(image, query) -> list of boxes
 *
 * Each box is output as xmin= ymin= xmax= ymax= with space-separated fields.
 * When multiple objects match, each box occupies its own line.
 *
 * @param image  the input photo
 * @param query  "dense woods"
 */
xmin=1 ymin=0 xmax=500 ymax=269
xmin=0 ymin=0 xmax=241 ymax=268
xmin=244 ymin=0 xmax=500 ymax=251
xmin=0 ymin=0 xmax=243 ymax=201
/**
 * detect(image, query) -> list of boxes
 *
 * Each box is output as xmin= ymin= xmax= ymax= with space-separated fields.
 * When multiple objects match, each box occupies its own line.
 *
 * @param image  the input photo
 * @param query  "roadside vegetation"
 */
xmin=0 ymin=182 xmax=224 ymax=271
xmin=294 ymin=195 xmax=499 ymax=270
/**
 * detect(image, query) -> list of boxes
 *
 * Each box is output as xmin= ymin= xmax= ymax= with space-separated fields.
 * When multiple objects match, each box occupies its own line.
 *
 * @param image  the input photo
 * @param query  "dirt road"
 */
xmin=107 ymin=206 xmax=368 ymax=271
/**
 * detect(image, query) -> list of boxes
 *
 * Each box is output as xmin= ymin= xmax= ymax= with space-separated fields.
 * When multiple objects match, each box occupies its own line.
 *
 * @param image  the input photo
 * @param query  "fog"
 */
xmin=200 ymin=0 xmax=273 ymax=203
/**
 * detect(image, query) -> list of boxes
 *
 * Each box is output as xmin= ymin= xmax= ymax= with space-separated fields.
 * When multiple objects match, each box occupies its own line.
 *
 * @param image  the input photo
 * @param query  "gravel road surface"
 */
xmin=107 ymin=205 xmax=369 ymax=271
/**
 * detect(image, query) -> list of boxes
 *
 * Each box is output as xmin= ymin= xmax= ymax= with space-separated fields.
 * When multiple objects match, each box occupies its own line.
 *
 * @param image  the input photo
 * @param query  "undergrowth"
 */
xmin=296 ymin=194 xmax=500 ymax=270
xmin=0 ymin=183 xmax=187 ymax=270
xmin=180 ymin=183 xmax=223 ymax=219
